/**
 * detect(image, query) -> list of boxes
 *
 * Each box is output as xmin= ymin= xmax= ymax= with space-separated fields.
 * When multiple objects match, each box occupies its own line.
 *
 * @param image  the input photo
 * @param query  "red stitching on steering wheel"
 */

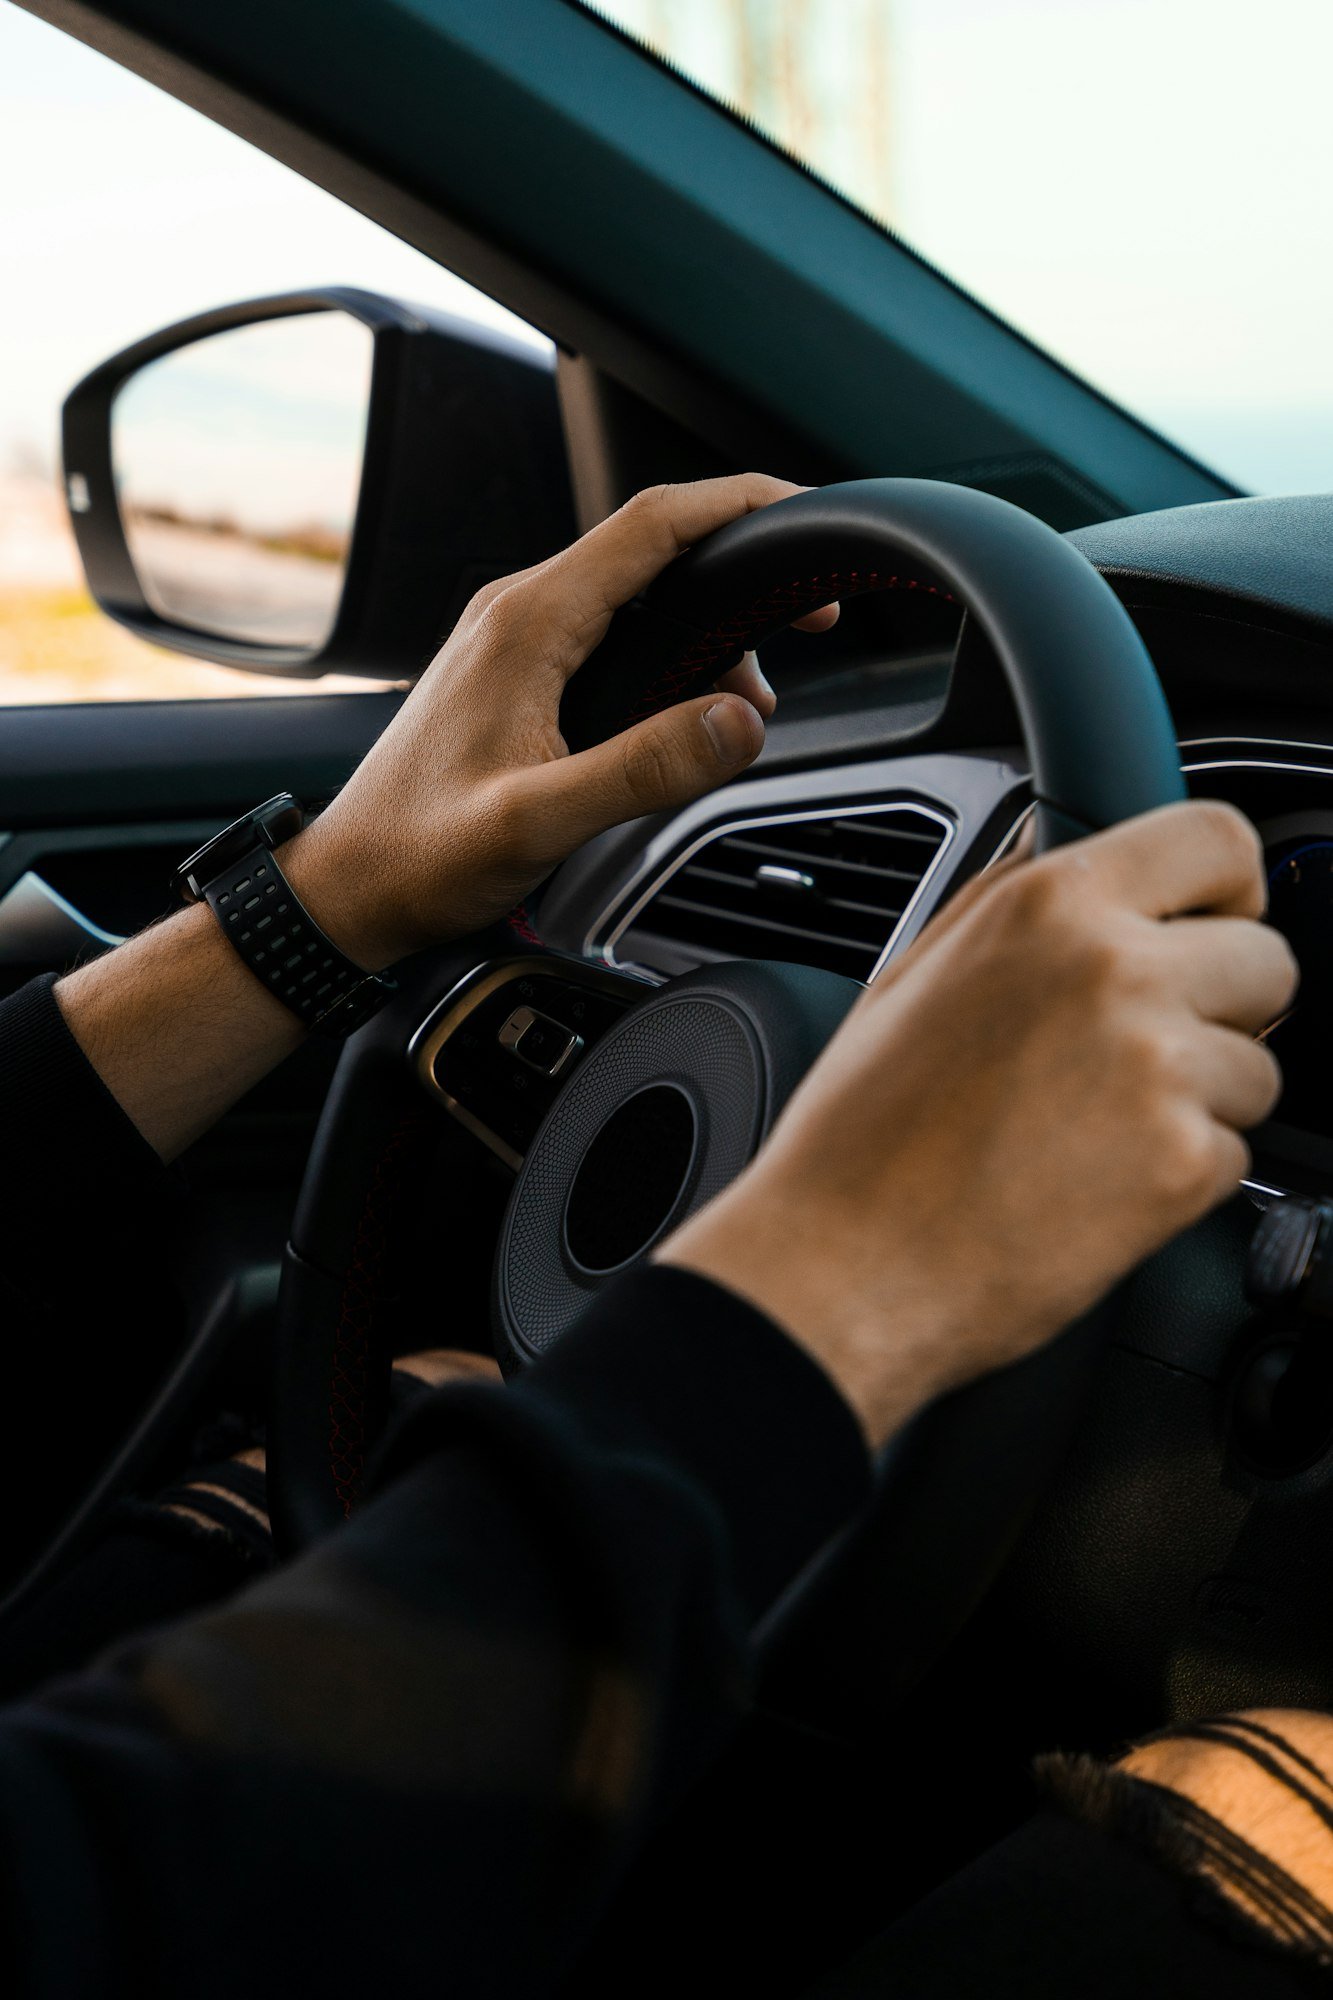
xmin=507 ymin=902 xmax=542 ymax=946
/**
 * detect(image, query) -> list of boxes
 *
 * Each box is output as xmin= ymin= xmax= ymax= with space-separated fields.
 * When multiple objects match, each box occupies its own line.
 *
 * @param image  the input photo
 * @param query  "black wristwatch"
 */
xmin=175 ymin=794 xmax=395 ymax=1039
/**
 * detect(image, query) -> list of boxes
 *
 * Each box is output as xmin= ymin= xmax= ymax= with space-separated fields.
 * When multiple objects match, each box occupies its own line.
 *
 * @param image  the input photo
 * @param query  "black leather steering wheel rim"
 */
xmin=559 ymin=478 xmax=1184 ymax=843
xmin=271 ymin=480 xmax=1185 ymax=1656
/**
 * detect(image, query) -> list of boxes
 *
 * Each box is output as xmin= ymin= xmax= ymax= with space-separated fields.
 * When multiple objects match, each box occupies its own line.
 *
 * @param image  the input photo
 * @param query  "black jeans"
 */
xmin=810 ymin=1809 xmax=1321 ymax=1997
xmin=0 ymin=1510 xmax=1321 ymax=1998
xmin=0 ymin=1491 xmax=264 ymax=1701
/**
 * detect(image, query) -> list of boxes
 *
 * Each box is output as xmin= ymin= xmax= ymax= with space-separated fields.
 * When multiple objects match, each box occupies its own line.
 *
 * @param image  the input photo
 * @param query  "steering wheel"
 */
xmin=269 ymin=478 xmax=1184 ymax=1690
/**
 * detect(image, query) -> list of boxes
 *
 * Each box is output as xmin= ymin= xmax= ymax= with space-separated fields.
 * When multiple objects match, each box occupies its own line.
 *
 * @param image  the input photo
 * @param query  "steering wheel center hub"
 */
xmin=494 ymin=962 xmax=862 ymax=1370
xmin=563 ymin=1082 xmax=700 ymax=1275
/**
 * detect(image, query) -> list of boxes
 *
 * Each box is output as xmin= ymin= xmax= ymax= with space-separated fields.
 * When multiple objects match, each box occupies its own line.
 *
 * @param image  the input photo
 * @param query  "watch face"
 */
xmin=175 ymin=794 xmax=303 ymax=900
xmin=254 ymin=796 xmax=306 ymax=848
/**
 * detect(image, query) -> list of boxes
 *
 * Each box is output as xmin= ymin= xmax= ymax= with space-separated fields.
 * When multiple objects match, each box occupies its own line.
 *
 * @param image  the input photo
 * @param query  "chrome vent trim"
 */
xmin=598 ymin=799 xmax=955 ymax=984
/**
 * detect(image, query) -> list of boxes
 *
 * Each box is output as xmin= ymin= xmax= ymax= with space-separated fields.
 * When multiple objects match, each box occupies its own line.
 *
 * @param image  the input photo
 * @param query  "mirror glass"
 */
xmin=112 ymin=310 xmax=374 ymax=650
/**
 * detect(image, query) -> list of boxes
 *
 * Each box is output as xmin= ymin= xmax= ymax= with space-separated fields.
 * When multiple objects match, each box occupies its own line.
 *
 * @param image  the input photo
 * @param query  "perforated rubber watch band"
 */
xmin=176 ymin=794 xmax=395 ymax=1039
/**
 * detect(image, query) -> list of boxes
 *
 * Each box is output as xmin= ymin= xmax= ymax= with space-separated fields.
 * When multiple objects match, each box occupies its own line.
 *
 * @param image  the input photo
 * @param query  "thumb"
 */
xmin=534 ymin=692 xmax=764 ymax=852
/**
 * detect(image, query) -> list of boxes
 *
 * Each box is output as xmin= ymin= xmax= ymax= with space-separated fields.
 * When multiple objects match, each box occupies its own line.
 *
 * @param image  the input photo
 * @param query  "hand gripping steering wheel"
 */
xmin=270 ymin=479 xmax=1184 ymax=1695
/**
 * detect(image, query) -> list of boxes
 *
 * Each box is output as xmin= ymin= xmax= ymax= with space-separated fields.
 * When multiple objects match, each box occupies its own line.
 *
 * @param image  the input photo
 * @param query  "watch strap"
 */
xmin=203 ymin=842 xmax=393 ymax=1038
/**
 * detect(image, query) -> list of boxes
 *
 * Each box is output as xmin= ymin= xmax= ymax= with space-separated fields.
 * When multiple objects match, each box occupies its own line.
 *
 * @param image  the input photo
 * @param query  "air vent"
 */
xmin=606 ymin=804 xmax=952 ymax=983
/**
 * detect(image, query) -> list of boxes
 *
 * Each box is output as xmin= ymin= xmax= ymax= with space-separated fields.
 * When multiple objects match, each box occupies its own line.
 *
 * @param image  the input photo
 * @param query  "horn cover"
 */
xmin=493 ymin=961 xmax=860 ymax=1369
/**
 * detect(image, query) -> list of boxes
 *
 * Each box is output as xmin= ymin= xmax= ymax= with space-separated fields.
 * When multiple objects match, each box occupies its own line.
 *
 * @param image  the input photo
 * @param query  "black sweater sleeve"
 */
xmin=0 ymin=973 xmax=866 ymax=1995
xmin=0 ymin=1264 xmax=870 ymax=1999
xmin=0 ymin=978 xmax=184 ymax=1572
xmin=0 ymin=976 xmax=1316 ymax=1999
xmin=0 ymin=975 xmax=173 ymax=1268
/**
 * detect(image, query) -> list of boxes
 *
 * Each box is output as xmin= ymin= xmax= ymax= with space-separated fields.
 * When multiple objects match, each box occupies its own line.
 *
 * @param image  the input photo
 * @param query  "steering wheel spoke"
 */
xmin=410 ymin=955 xmax=648 ymax=1172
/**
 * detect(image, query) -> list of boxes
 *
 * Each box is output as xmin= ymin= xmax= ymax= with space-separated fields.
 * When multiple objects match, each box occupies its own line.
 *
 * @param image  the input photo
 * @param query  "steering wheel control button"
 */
xmin=414 ymin=963 xmax=643 ymax=1169
xmin=1246 ymin=1198 xmax=1333 ymax=1317
xmin=499 ymin=1005 xmax=583 ymax=1078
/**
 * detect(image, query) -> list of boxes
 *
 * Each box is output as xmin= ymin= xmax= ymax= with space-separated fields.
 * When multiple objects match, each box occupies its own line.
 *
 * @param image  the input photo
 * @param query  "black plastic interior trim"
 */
xmin=0 ymin=693 xmax=401 ymax=827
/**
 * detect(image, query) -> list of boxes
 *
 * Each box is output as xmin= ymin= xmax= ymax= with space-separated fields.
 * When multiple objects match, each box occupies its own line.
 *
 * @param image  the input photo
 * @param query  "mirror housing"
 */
xmin=62 ymin=287 xmax=574 ymax=680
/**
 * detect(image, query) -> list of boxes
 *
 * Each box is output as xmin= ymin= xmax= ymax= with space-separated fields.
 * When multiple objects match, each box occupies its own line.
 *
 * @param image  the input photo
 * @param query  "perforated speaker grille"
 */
xmin=496 ymin=994 xmax=765 ymax=1362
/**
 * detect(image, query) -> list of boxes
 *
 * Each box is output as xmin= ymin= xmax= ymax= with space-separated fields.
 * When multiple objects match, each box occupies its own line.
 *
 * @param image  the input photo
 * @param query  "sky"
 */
xmin=889 ymin=0 xmax=1333 ymax=491
xmin=0 ymin=4 xmax=545 ymax=479
xmin=116 ymin=315 xmax=375 ymax=534
xmin=601 ymin=0 xmax=1333 ymax=493
xmin=4 ymin=0 xmax=1333 ymax=495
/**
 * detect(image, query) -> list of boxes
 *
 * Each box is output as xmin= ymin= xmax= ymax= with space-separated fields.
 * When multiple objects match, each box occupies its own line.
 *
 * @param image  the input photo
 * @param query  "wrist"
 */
xmin=275 ymin=820 xmax=404 ymax=974
xmin=656 ymin=1175 xmax=953 ymax=1449
xmin=1113 ymin=1712 xmax=1333 ymax=1949
xmin=56 ymin=894 xmax=306 ymax=1161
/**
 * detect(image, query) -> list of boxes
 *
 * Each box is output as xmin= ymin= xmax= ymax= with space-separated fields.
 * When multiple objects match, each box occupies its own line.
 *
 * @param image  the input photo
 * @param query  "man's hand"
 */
xmin=660 ymin=801 xmax=1298 ymax=1448
xmin=57 ymin=475 xmax=831 ymax=1158
xmin=281 ymin=474 xmax=836 ymax=971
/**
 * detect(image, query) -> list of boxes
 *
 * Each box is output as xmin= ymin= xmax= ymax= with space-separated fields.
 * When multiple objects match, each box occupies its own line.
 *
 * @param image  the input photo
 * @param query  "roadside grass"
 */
xmin=0 ymin=587 xmax=386 ymax=702
xmin=0 ymin=585 xmax=188 ymax=702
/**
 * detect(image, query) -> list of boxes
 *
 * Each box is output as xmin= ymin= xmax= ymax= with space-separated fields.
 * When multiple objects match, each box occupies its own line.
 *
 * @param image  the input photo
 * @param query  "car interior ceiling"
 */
xmin=14 ymin=3 xmax=1333 ymax=1991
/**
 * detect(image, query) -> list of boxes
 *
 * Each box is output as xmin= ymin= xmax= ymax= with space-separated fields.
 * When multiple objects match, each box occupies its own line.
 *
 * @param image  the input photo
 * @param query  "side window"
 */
xmin=0 ymin=9 xmax=549 ymax=705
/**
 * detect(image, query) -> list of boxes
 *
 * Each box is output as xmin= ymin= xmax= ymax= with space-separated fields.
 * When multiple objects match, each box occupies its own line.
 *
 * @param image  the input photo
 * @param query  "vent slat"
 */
xmin=824 ymin=893 xmax=907 ymax=922
xmin=679 ymin=868 xmax=904 ymax=929
xmin=681 ymin=862 xmax=755 ymax=889
xmin=723 ymin=835 xmax=923 ymax=884
xmin=624 ymin=804 xmax=950 ymax=981
xmin=829 ymin=817 xmax=941 ymax=846
xmin=654 ymin=895 xmax=878 ymax=959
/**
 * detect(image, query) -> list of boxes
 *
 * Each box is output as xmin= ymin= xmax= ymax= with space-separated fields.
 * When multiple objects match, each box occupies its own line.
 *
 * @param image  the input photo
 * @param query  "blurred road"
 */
xmin=0 ymin=471 xmax=388 ymax=702
xmin=127 ymin=514 xmax=342 ymax=648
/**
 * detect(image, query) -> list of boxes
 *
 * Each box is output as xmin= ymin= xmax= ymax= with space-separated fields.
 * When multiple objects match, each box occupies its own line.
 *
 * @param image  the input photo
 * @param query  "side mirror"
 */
xmin=61 ymin=287 xmax=574 ymax=680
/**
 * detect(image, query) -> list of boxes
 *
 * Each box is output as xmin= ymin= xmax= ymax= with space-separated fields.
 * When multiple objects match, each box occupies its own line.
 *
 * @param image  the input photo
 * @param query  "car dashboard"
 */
xmin=529 ymin=491 xmax=1333 ymax=1210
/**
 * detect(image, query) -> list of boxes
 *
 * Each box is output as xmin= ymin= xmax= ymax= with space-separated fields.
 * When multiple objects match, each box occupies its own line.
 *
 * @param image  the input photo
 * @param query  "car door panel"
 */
xmin=0 ymin=691 xmax=401 ymax=827
xmin=0 ymin=690 xmax=404 ymax=1329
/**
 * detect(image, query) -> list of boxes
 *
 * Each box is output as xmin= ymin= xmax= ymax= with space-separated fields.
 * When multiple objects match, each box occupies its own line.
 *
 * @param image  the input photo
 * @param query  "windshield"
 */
xmin=587 ymin=0 xmax=1333 ymax=497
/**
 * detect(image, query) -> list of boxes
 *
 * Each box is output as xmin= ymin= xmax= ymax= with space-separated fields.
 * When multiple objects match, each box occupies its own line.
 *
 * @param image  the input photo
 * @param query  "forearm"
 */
xmin=45 ymin=478 xmax=820 ymax=1166
xmin=55 ymin=896 xmax=306 ymax=1162
xmin=1043 ymin=1708 xmax=1333 ymax=1974
xmin=51 ymin=824 xmax=367 ymax=1162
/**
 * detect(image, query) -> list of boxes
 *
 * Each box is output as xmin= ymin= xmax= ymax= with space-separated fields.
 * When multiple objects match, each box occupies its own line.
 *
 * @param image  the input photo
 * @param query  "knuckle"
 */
xmin=1196 ymin=797 xmax=1264 ymax=878
xmin=619 ymin=726 xmax=684 ymax=811
xmin=466 ymin=565 xmax=535 ymax=633
xmin=1001 ymin=857 xmax=1074 ymax=933
xmin=1267 ymin=927 xmax=1302 ymax=1008
xmin=992 ymin=861 xmax=1142 ymax=1000
xmin=468 ymin=584 xmax=519 ymax=648
xmin=1120 ymin=1018 xmax=1181 ymax=1093
xmin=1155 ymin=1112 xmax=1224 ymax=1209
xmin=623 ymin=483 xmax=671 ymax=519
xmin=1249 ymin=1041 xmax=1285 ymax=1123
xmin=462 ymin=576 xmax=509 ymax=623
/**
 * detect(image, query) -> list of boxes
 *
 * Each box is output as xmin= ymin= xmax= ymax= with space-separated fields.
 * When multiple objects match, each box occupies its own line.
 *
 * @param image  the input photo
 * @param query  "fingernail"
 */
xmin=703 ymin=699 xmax=757 ymax=765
